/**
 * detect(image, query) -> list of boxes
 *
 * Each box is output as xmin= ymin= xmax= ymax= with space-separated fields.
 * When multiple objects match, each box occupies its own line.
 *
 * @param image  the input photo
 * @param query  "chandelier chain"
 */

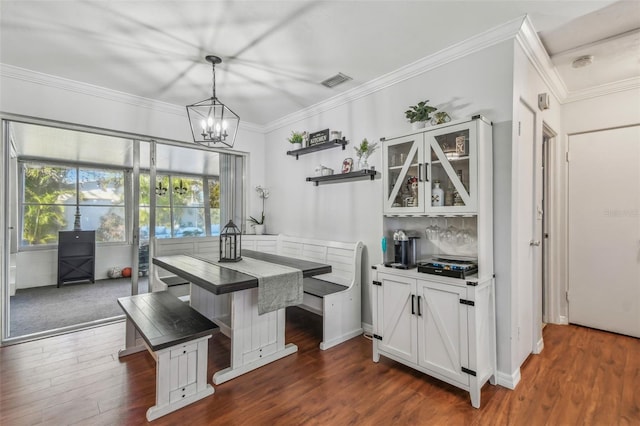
xmin=211 ymin=62 xmax=216 ymax=99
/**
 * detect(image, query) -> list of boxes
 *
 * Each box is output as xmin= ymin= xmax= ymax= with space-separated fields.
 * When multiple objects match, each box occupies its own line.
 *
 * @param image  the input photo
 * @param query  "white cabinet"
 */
xmin=382 ymin=116 xmax=491 ymax=215
xmin=372 ymin=267 xmax=496 ymax=408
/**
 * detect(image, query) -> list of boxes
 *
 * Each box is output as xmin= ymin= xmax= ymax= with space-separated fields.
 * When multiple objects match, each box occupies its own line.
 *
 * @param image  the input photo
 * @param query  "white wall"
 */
xmin=263 ymin=41 xmax=514 ymax=372
xmin=16 ymin=244 xmax=134 ymax=288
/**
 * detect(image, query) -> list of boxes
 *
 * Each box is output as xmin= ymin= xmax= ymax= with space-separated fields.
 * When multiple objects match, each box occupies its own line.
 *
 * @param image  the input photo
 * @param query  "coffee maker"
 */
xmin=385 ymin=230 xmax=419 ymax=269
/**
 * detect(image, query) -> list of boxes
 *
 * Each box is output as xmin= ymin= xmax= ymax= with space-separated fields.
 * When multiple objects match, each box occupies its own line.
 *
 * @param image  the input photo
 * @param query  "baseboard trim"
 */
xmin=535 ymin=337 xmax=544 ymax=354
xmin=495 ymin=368 xmax=521 ymax=390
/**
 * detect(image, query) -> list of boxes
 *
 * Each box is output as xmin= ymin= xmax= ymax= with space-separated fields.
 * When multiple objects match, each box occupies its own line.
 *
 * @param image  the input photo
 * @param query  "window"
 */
xmin=139 ymin=173 xmax=220 ymax=240
xmin=20 ymin=161 xmax=126 ymax=246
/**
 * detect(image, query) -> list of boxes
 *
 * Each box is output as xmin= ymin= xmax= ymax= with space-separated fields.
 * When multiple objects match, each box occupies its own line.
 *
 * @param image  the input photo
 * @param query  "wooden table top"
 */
xmin=152 ymin=249 xmax=331 ymax=295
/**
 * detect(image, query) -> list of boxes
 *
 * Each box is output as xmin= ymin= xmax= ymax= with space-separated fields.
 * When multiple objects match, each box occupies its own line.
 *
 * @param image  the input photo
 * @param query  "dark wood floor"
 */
xmin=1 ymin=308 xmax=638 ymax=425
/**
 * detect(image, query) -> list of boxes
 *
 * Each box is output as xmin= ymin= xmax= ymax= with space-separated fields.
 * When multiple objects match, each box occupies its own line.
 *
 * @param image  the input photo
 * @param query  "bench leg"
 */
xmin=118 ymin=318 xmax=147 ymax=358
xmin=146 ymin=336 xmax=214 ymax=421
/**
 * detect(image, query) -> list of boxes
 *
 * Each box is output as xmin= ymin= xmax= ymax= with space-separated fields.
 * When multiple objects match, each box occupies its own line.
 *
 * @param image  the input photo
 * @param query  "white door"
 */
xmin=568 ymin=126 xmax=640 ymax=338
xmin=515 ymin=102 xmax=537 ymax=366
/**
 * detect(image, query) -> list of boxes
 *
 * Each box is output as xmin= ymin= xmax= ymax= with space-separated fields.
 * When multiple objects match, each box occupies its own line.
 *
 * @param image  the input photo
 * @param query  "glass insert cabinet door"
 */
xmin=382 ymin=134 xmax=426 ymax=213
xmin=426 ymin=122 xmax=477 ymax=213
xmin=382 ymin=120 xmax=478 ymax=214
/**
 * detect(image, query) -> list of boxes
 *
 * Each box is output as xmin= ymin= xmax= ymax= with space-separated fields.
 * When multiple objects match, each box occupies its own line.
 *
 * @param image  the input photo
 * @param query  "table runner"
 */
xmin=190 ymin=254 xmax=303 ymax=315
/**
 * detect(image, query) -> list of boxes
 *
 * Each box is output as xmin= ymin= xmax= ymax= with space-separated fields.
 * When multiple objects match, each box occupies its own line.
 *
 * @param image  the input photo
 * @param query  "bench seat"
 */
xmin=159 ymin=275 xmax=189 ymax=287
xmin=118 ymin=291 xmax=216 ymax=421
xmin=303 ymin=277 xmax=347 ymax=298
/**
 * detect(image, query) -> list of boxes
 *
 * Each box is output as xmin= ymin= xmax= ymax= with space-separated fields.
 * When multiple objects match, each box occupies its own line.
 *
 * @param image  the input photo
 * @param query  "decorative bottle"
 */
xmin=431 ymin=180 xmax=444 ymax=207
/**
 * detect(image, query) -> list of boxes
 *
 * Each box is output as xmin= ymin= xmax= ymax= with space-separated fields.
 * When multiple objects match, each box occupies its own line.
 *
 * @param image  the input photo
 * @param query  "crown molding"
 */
xmin=514 ymin=16 xmax=569 ymax=102
xmin=264 ymin=16 xmax=527 ymax=133
xmin=0 ymin=63 xmax=264 ymax=132
xmin=563 ymin=76 xmax=640 ymax=103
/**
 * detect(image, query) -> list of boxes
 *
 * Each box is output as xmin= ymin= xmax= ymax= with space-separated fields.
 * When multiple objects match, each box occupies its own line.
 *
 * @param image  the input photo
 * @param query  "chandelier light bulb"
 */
xmin=207 ymin=117 xmax=214 ymax=129
xmin=222 ymin=120 xmax=228 ymax=130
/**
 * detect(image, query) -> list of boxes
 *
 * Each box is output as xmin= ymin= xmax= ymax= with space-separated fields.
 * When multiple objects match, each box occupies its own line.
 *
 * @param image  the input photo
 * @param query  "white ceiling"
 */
xmin=2 ymin=0 xmax=638 ymax=128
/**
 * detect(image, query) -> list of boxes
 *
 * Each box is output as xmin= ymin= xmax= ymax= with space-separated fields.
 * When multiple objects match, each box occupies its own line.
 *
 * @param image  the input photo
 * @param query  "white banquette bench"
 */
xmin=150 ymin=234 xmax=363 ymax=350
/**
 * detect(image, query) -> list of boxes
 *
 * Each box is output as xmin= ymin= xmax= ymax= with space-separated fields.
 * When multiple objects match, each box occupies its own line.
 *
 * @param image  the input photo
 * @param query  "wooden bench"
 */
xmin=117 ymin=291 xmax=217 ymax=421
xmin=276 ymin=235 xmax=364 ymax=350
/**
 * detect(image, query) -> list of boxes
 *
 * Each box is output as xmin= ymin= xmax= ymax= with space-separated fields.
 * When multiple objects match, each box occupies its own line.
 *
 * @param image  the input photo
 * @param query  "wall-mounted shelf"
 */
xmin=287 ymin=139 xmax=348 ymax=159
xmin=306 ymin=169 xmax=378 ymax=186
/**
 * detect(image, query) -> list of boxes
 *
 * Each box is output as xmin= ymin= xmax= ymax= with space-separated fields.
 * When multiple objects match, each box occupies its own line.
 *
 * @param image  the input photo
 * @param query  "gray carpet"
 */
xmin=9 ymin=277 xmax=149 ymax=337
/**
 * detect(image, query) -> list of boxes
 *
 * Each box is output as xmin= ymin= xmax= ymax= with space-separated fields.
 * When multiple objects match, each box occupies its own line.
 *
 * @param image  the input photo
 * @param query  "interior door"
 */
xmin=568 ymin=126 xmax=640 ymax=337
xmin=515 ymin=101 xmax=537 ymax=366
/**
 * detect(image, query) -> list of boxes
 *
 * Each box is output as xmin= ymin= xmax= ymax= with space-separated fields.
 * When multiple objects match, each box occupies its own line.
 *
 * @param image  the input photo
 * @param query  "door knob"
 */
xmin=529 ymin=240 xmax=541 ymax=246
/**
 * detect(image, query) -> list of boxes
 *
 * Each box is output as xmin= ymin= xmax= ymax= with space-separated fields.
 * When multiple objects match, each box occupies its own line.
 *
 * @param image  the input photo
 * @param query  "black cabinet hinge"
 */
xmin=373 ymin=334 xmax=383 ymax=341
xmin=461 ymin=367 xmax=477 ymax=376
xmin=466 ymin=281 xmax=478 ymax=286
xmin=460 ymin=299 xmax=475 ymax=306
xmin=372 ymin=280 xmax=382 ymax=286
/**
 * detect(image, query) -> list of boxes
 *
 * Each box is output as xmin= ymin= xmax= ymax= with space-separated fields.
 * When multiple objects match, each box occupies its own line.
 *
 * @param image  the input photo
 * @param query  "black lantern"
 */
xmin=219 ymin=220 xmax=242 ymax=263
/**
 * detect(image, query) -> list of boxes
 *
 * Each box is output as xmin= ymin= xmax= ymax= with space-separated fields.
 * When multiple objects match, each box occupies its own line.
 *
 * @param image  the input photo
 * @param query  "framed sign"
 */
xmin=308 ymin=129 xmax=329 ymax=146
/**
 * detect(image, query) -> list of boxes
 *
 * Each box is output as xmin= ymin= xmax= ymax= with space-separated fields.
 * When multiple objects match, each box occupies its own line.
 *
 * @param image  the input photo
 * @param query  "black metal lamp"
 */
xmin=219 ymin=220 xmax=242 ymax=263
xmin=186 ymin=55 xmax=240 ymax=149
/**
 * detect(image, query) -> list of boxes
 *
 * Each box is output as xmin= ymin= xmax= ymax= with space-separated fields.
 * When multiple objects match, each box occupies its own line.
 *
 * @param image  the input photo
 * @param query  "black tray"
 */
xmin=417 ymin=264 xmax=478 ymax=279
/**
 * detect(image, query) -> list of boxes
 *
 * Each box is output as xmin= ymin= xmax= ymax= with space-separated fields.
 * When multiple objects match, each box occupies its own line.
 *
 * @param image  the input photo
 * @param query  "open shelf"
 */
xmin=306 ymin=169 xmax=378 ymax=186
xmin=287 ymin=139 xmax=348 ymax=159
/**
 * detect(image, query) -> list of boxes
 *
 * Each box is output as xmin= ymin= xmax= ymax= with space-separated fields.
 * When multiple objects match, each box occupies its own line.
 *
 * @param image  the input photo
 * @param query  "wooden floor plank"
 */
xmin=1 ymin=308 xmax=639 ymax=425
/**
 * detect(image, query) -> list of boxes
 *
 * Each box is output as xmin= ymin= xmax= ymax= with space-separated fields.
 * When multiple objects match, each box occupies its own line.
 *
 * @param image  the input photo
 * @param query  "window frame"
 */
xmin=18 ymin=159 xmax=130 ymax=250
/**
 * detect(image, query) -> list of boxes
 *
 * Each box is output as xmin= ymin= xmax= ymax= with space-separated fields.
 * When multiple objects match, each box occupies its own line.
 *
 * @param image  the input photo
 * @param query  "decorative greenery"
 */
xmin=354 ymin=138 xmax=378 ymax=158
xmin=404 ymin=100 xmax=438 ymax=123
xmin=287 ymin=131 xmax=305 ymax=144
xmin=248 ymin=185 xmax=270 ymax=225
xmin=432 ymin=111 xmax=451 ymax=125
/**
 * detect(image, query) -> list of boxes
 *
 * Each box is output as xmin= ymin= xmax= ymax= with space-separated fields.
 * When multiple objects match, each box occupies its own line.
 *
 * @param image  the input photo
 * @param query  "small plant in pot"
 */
xmin=288 ymin=131 xmax=305 ymax=150
xmin=354 ymin=138 xmax=378 ymax=170
xmin=405 ymin=100 xmax=438 ymax=130
xmin=248 ymin=185 xmax=269 ymax=234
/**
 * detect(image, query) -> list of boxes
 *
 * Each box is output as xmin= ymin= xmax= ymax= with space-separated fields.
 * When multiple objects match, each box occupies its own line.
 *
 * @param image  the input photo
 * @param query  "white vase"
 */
xmin=432 ymin=181 xmax=444 ymax=207
xmin=411 ymin=121 xmax=426 ymax=131
xmin=291 ymin=143 xmax=302 ymax=150
xmin=253 ymin=224 xmax=265 ymax=235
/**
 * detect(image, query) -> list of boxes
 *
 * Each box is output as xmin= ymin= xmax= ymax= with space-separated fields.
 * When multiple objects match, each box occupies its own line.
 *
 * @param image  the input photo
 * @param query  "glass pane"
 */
xmin=23 ymin=163 xmax=76 ymax=205
xmin=431 ymin=129 xmax=470 ymax=207
xmin=21 ymin=204 xmax=67 ymax=245
xmin=155 ymin=208 xmax=172 ymax=238
xmin=387 ymin=141 xmax=420 ymax=208
xmin=78 ymin=168 xmax=125 ymax=205
xmin=155 ymin=175 xmax=171 ymax=206
xmin=85 ymin=206 xmax=126 ymax=242
xmin=209 ymin=178 xmax=220 ymax=236
xmin=172 ymin=176 xmax=204 ymax=207
xmin=173 ymin=207 xmax=205 ymax=237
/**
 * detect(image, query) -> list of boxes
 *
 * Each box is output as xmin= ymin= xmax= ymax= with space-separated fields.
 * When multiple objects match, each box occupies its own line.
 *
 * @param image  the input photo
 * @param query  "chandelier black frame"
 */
xmin=186 ymin=55 xmax=240 ymax=148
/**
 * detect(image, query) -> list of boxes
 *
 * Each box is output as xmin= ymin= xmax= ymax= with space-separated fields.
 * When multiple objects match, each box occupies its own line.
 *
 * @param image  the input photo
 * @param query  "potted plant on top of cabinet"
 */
xmin=404 ymin=100 xmax=437 ymax=130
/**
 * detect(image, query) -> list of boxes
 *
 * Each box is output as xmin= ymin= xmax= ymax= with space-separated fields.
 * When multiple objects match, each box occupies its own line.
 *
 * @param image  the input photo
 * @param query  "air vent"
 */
xmin=321 ymin=72 xmax=352 ymax=88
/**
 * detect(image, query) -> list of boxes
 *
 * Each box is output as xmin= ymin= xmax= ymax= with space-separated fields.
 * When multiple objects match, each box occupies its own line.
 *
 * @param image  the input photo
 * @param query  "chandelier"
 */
xmin=186 ymin=55 xmax=240 ymax=148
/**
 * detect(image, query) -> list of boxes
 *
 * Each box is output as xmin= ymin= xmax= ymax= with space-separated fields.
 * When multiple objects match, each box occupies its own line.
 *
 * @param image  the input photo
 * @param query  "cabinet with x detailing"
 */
xmin=57 ymin=230 xmax=95 ymax=287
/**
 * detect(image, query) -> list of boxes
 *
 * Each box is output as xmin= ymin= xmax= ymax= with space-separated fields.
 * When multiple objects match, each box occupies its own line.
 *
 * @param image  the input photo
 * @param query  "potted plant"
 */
xmin=405 ymin=100 xmax=438 ymax=130
xmin=288 ymin=131 xmax=305 ymax=150
xmin=248 ymin=185 xmax=269 ymax=235
xmin=354 ymin=138 xmax=378 ymax=170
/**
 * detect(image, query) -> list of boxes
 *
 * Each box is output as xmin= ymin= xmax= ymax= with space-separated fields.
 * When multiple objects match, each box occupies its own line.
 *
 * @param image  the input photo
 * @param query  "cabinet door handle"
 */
xmin=425 ymin=163 xmax=430 ymax=182
xmin=417 ymin=296 xmax=422 ymax=316
xmin=411 ymin=294 xmax=416 ymax=315
xmin=418 ymin=164 xmax=423 ymax=182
